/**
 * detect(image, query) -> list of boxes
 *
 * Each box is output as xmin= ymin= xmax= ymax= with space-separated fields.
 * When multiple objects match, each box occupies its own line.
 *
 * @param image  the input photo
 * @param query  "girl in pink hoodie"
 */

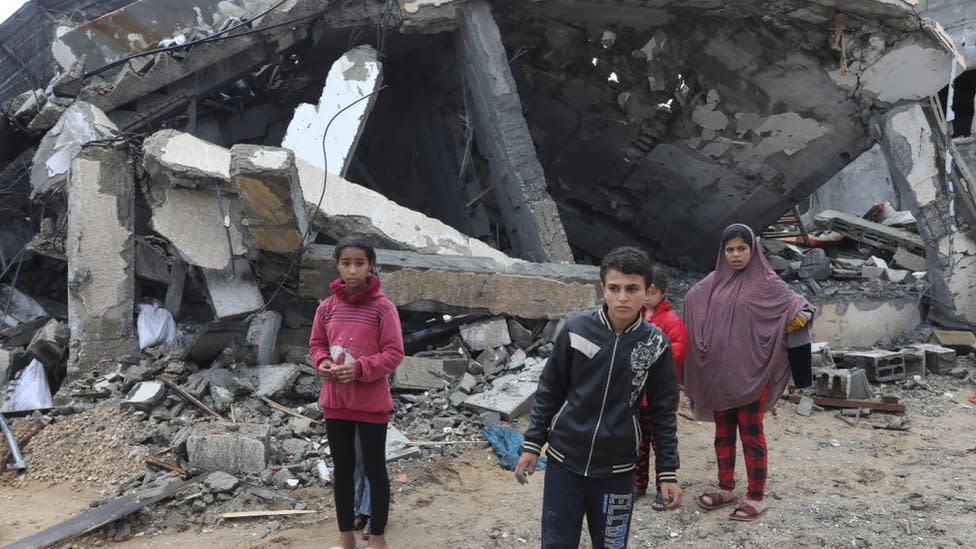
xmin=309 ymin=235 xmax=404 ymax=549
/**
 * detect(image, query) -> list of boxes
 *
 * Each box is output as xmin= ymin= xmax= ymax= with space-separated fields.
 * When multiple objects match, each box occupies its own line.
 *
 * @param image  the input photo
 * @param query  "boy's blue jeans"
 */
xmin=541 ymin=459 xmax=635 ymax=549
xmin=354 ymin=430 xmax=371 ymax=517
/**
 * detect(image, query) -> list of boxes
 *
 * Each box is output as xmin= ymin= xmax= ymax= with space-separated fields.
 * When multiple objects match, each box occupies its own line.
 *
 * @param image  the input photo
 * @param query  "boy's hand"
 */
xmin=514 ymin=452 xmax=538 ymax=484
xmin=314 ymin=359 xmax=335 ymax=380
xmin=659 ymin=482 xmax=683 ymax=509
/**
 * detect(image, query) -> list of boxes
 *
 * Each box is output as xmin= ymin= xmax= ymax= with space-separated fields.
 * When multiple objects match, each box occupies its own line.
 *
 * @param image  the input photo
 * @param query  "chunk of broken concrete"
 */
xmin=27 ymin=319 xmax=69 ymax=368
xmin=124 ymin=380 xmax=166 ymax=411
xmin=201 ymin=259 xmax=264 ymax=319
xmin=255 ymin=364 xmax=302 ymax=399
xmin=142 ymin=129 xmax=231 ymax=188
xmin=245 ymin=310 xmax=282 ymax=366
xmin=148 ymin=185 xmax=247 ymax=270
xmin=798 ymin=249 xmax=832 ymax=281
xmin=27 ymin=99 xmax=70 ymax=133
xmin=463 ymin=375 xmax=537 ymax=420
xmin=230 ymin=144 xmax=309 ymax=253
xmin=30 ymin=101 xmax=118 ymax=199
xmin=0 ymin=284 xmax=51 ymax=346
xmin=460 ymin=318 xmax=511 ymax=351
xmin=392 ymin=356 xmax=448 ymax=391
xmin=186 ymin=422 xmax=271 ymax=473
xmin=204 ymin=471 xmax=240 ymax=493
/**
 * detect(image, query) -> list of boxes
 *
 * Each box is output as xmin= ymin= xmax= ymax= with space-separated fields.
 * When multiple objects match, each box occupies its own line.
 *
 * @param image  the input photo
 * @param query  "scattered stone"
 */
xmin=255 ymin=364 xmax=302 ymax=399
xmin=796 ymin=396 xmax=814 ymax=416
xmin=457 ymin=372 xmax=478 ymax=393
xmin=798 ymin=249 xmax=832 ymax=281
xmin=124 ymin=380 xmax=167 ymax=411
xmin=245 ymin=311 xmax=282 ymax=366
xmin=393 ymin=356 xmax=448 ymax=391
xmin=507 ymin=319 xmax=534 ymax=349
xmin=205 ymin=471 xmax=240 ymax=493
xmin=186 ymin=422 xmax=271 ymax=473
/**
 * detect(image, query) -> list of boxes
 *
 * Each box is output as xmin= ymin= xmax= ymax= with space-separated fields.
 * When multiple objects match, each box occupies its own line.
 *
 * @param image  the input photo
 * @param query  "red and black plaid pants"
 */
xmin=634 ymin=401 xmax=656 ymax=491
xmin=712 ymin=388 xmax=768 ymax=501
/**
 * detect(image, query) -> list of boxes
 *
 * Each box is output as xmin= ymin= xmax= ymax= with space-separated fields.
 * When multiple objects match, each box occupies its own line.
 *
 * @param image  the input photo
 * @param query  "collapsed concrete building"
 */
xmin=0 ymin=0 xmax=971 ymax=383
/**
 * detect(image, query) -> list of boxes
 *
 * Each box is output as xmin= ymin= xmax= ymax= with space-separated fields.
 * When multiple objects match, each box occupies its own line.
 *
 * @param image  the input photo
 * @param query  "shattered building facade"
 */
xmin=0 ymin=0 xmax=975 ymax=544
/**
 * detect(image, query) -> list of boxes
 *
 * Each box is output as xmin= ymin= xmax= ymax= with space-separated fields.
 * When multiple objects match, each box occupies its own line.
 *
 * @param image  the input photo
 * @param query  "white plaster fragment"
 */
xmin=860 ymin=40 xmax=952 ymax=104
xmin=158 ymin=132 xmax=231 ymax=181
xmin=30 ymin=102 xmax=118 ymax=198
xmin=282 ymin=46 xmax=382 ymax=178
xmin=403 ymin=0 xmax=452 ymax=14
xmin=249 ymin=148 xmax=291 ymax=171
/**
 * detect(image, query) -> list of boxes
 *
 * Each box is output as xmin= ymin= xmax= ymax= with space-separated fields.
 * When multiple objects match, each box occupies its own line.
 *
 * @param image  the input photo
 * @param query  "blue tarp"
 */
xmin=482 ymin=424 xmax=546 ymax=471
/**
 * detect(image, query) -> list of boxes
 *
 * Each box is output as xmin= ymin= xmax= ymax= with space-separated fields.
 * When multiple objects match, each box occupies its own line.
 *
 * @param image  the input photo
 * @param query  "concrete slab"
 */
xmin=245 ymin=311 xmax=282 ymax=366
xmin=186 ymin=422 xmax=271 ymax=473
xmin=392 ymin=356 xmax=449 ymax=391
xmin=201 ymin=259 xmax=265 ymax=319
xmin=282 ymin=45 xmax=383 ymax=178
xmin=148 ymin=185 xmax=247 ymax=270
xmin=30 ymin=102 xmax=118 ymax=199
xmin=300 ymin=245 xmax=599 ymax=319
xmin=26 ymin=319 xmax=68 ymax=368
xmin=66 ymin=143 xmax=138 ymax=373
xmin=142 ymin=129 xmax=231 ymax=189
xmin=929 ymin=330 xmax=976 ymax=354
xmin=230 ymin=145 xmax=309 ymax=253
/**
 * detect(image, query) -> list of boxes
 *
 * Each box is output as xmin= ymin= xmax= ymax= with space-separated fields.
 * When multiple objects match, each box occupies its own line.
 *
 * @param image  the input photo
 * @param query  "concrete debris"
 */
xmin=814 ymin=367 xmax=873 ymax=400
xmin=201 ymin=259 xmax=265 ymax=320
xmin=142 ymin=129 xmax=231 ymax=189
xmin=245 ymin=311 xmax=282 ymax=366
xmin=929 ymin=330 xmax=976 ymax=354
xmin=282 ymin=45 xmax=383 ymax=179
xmin=148 ymin=185 xmax=247 ymax=270
xmin=30 ymin=102 xmax=118 ymax=199
xmin=842 ymin=350 xmax=907 ymax=383
xmin=0 ymin=284 xmax=51 ymax=346
xmin=229 ymin=145 xmax=309 ymax=254
xmin=798 ymin=248 xmax=832 ymax=281
xmin=392 ymin=356 xmax=452 ymax=391
xmin=124 ymin=380 xmax=167 ymax=411
xmin=459 ymin=318 xmax=512 ymax=351
xmin=26 ymin=99 xmax=71 ymax=134
xmin=26 ymin=319 xmax=69 ymax=368
xmin=254 ymin=364 xmax=302 ymax=399
xmin=814 ymin=209 xmax=925 ymax=255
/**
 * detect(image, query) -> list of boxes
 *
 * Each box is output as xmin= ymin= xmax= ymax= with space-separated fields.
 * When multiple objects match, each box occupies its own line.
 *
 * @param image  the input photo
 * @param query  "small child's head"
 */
xmin=333 ymin=234 xmax=376 ymax=292
xmin=646 ymin=269 xmax=669 ymax=310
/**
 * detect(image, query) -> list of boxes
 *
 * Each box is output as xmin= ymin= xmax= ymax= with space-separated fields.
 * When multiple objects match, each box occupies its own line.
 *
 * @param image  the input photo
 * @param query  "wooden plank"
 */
xmin=2 ymin=474 xmax=209 ymax=549
xmin=220 ymin=509 xmax=319 ymax=519
xmin=788 ymin=394 xmax=905 ymax=414
xmin=160 ymin=377 xmax=223 ymax=419
xmin=256 ymin=395 xmax=319 ymax=423
xmin=145 ymin=456 xmax=190 ymax=479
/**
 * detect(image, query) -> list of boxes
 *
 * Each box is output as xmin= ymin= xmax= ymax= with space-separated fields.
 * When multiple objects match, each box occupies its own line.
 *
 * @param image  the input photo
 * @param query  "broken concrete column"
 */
xmin=299 ymin=245 xmax=601 ymax=319
xmin=282 ymin=45 xmax=383 ymax=178
xmin=30 ymin=101 xmax=118 ymax=199
xmin=879 ymin=103 xmax=976 ymax=324
xmin=456 ymin=1 xmax=572 ymax=263
xmin=230 ymin=145 xmax=309 ymax=254
xmin=245 ymin=311 xmax=282 ymax=366
xmin=66 ymin=143 xmax=138 ymax=373
xmin=142 ymin=129 xmax=231 ymax=189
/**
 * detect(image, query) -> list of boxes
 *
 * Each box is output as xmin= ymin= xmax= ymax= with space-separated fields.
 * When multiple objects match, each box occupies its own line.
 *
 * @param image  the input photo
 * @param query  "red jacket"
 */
xmin=645 ymin=299 xmax=688 ymax=382
xmin=309 ymin=276 xmax=404 ymax=424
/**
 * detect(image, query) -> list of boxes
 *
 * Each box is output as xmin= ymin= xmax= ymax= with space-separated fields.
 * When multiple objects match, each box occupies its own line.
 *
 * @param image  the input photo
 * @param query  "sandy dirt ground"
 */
xmin=2 ymin=375 xmax=975 ymax=549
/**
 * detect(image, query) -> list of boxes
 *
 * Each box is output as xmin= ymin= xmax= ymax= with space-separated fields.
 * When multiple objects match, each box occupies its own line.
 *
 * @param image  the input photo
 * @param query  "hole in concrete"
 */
xmin=839 ymin=152 xmax=851 ymax=161
xmin=938 ymin=69 xmax=976 ymax=137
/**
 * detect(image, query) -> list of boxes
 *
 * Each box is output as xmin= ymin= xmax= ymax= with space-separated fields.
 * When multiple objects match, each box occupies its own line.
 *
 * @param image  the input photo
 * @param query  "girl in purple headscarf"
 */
xmin=682 ymin=224 xmax=813 ymax=521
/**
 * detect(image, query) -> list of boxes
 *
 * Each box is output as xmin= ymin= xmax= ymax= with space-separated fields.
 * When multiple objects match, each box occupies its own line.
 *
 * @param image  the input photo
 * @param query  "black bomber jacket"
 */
xmin=523 ymin=306 xmax=680 ymax=481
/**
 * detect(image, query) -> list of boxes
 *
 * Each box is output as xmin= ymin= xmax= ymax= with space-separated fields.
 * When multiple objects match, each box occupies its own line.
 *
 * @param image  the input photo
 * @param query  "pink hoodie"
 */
xmin=309 ymin=275 xmax=404 ymax=424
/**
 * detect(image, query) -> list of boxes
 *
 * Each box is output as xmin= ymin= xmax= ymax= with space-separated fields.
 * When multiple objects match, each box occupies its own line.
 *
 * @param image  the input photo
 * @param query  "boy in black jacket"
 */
xmin=515 ymin=247 xmax=682 ymax=549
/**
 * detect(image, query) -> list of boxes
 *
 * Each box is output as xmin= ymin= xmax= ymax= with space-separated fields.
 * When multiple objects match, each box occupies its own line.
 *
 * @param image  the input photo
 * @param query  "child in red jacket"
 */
xmin=635 ymin=268 xmax=688 ymax=510
xmin=309 ymin=235 xmax=403 ymax=549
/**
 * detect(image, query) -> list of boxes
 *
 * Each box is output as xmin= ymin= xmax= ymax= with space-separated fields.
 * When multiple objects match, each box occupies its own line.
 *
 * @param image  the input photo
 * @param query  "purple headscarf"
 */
xmin=682 ymin=224 xmax=810 ymax=420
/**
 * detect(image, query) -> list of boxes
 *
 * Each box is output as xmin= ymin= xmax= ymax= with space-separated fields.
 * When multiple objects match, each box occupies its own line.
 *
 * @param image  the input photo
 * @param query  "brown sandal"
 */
xmin=696 ymin=490 xmax=739 ymax=510
xmin=728 ymin=501 xmax=767 ymax=522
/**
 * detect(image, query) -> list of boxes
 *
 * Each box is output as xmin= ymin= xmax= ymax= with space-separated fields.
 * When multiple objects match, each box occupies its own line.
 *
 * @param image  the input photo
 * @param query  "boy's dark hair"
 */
xmin=600 ymin=246 xmax=653 ymax=287
xmin=334 ymin=234 xmax=377 ymax=266
xmin=652 ymin=268 xmax=670 ymax=293
xmin=721 ymin=224 xmax=753 ymax=248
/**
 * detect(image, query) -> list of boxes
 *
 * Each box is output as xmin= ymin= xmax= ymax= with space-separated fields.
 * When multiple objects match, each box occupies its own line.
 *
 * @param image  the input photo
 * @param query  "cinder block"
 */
xmin=842 ymin=350 xmax=905 ymax=383
xmin=814 ymin=367 xmax=871 ymax=400
xmin=899 ymin=347 xmax=925 ymax=377
xmin=906 ymin=343 xmax=956 ymax=375
xmin=186 ymin=423 xmax=271 ymax=473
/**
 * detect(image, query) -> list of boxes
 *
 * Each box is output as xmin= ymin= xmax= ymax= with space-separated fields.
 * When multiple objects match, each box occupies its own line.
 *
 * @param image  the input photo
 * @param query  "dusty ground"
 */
xmin=2 ymin=375 xmax=975 ymax=549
